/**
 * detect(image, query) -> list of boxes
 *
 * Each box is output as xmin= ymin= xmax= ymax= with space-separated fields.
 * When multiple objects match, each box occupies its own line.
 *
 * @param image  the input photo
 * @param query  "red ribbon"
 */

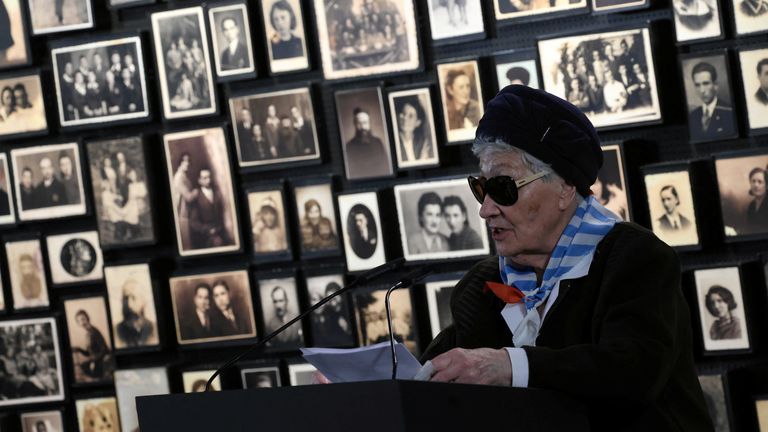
xmin=484 ymin=281 xmax=525 ymax=304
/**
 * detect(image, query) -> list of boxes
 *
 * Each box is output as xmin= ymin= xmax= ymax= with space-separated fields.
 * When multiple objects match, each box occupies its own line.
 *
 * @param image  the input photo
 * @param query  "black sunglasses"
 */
xmin=467 ymin=171 xmax=549 ymax=206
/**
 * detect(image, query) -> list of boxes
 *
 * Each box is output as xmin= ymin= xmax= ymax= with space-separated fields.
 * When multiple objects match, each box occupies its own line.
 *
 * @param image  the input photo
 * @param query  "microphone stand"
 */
xmin=385 ymin=267 xmax=433 ymax=380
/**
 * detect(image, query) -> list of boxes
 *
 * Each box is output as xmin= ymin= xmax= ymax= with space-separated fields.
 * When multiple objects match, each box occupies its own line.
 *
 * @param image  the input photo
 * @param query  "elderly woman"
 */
xmin=419 ymin=85 xmax=711 ymax=430
xmin=746 ymin=166 xmax=768 ymax=233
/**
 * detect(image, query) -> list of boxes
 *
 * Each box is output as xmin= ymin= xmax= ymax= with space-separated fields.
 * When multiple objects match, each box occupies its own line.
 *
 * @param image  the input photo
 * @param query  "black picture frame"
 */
xmin=290 ymin=177 xmax=342 ymax=260
xmin=713 ymin=148 xmax=768 ymax=242
xmin=253 ymin=269 xmax=306 ymax=352
xmin=423 ymin=272 xmax=463 ymax=339
xmin=737 ymin=45 xmax=768 ymax=136
xmin=60 ymin=292 xmax=116 ymax=387
xmin=425 ymin=0 xmax=487 ymax=46
xmin=239 ymin=361 xmax=282 ymax=389
xmin=0 ymin=68 xmax=48 ymax=140
xmin=243 ymin=181 xmax=293 ymax=264
xmin=206 ymin=0 xmax=257 ymax=82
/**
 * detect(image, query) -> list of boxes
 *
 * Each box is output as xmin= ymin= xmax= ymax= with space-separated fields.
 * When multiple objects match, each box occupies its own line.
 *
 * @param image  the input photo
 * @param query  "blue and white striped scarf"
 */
xmin=500 ymin=196 xmax=619 ymax=313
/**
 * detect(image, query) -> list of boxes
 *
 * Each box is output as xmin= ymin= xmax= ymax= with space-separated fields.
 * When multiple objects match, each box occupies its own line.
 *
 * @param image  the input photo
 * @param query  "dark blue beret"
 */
xmin=475 ymin=85 xmax=602 ymax=197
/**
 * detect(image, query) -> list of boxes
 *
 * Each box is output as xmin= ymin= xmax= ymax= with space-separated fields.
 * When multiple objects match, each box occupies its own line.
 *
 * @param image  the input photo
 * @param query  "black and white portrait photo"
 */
xmin=293 ymin=182 xmax=340 ymax=255
xmin=681 ymin=53 xmax=738 ymax=143
xmin=388 ymin=87 xmax=440 ymax=170
xmin=261 ymin=0 xmax=310 ymax=74
xmin=425 ymin=277 xmax=459 ymax=338
xmin=313 ymin=0 xmax=420 ymax=80
xmin=0 ymin=0 xmax=30 ymax=70
xmin=20 ymin=411 xmax=64 ymax=432
xmin=45 ymin=231 xmax=103 ymax=286
xmin=27 ymin=0 xmax=92 ymax=35
xmin=208 ymin=2 xmax=255 ymax=79
xmin=732 ymin=0 xmax=768 ymax=35
xmin=694 ymin=266 xmax=751 ymax=353
xmin=594 ymin=144 xmax=630 ymax=221
xmin=437 ymin=60 xmax=485 ymax=143
xmin=105 ymin=263 xmax=159 ymax=351
xmin=241 ymin=365 xmax=281 ymax=389
xmin=335 ymin=87 xmax=394 ymax=180
xmin=337 ymin=191 xmax=386 ymax=271
xmin=62 ymin=296 xmax=115 ymax=385
xmin=427 ymin=0 xmax=485 ymax=42
xmin=353 ymin=285 xmax=417 ymax=353
xmin=288 ymin=362 xmax=317 ymax=386
xmin=5 ymin=239 xmax=49 ymax=310
xmin=247 ymin=188 xmax=290 ymax=257
xmin=229 ymin=87 xmax=320 ymax=168
xmin=495 ymin=55 xmax=540 ymax=90
xmin=86 ymin=137 xmax=155 ymax=248
xmin=0 ymin=72 xmax=47 ymax=139
xmin=738 ymin=47 xmax=768 ymax=133
xmin=714 ymin=152 xmax=768 ymax=238
xmin=257 ymin=276 xmax=304 ymax=350
xmin=538 ymin=28 xmax=661 ymax=129
xmin=75 ymin=397 xmax=119 ymax=432
xmin=182 ymin=370 xmax=220 ymax=392
xmin=495 ymin=0 xmax=587 ymax=20
xmin=170 ymin=270 xmax=256 ymax=345
xmin=11 ymin=143 xmax=86 ymax=222
xmin=592 ymin=0 xmax=648 ymax=13
xmin=306 ymin=274 xmax=355 ymax=347
xmin=643 ymin=169 xmax=700 ymax=248
xmin=52 ymin=36 xmax=148 ymax=128
xmin=114 ymin=368 xmax=170 ymax=432
xmin=395 ymin=178 xmax=490 ymax=261
xmin=0 ymin=317 xmax=64 ymax=407
xmin=163 ymin=127 xmax=241 ymax=257
xmin=0 ymin=153 xmax=15 ymax=225
xmin=698 ymin=374 xmax=732 ymax=432
xmin=672 ymin=0 xmax=723 ymax=42
xmin=151 ymin=6 xmax=217 ymax=120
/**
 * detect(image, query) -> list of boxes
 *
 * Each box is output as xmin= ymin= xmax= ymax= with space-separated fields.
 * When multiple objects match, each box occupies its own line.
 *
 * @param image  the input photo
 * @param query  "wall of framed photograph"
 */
xmin=2 ymin=0 xmax=768 ymax=428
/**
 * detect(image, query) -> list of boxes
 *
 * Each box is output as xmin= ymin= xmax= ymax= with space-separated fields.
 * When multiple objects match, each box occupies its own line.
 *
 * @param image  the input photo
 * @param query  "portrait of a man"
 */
xmin=644 ymin=169 xmax=699 ymax=247
xmin=657 ymin=185 xmax=692 ymax=232
xmin=755 ymin=58 xmax=768 ymax=105
xmin=105 ymin=264 xmax=159 ymax=350
xmin=338 ymin=191 xmax=386 ymax=271
xmin=335 ymin=87 xmax=393 ymax=180
xmin=209 ymin=3 xmax=254 ymax=77
xmin=241 ymin=367 xmax=281 ymax=389
xmin=347 ymin=205 xmax=378 ymax=259
xmin=738 ymin=49 xmax=768 ymax=131
xmin=684 ymin=59 xmax=736 ymax=142
xmin=345 ymin=108 xmax=390 ymax=179
xmin=259 ymin=277 xmax=303 ymax=350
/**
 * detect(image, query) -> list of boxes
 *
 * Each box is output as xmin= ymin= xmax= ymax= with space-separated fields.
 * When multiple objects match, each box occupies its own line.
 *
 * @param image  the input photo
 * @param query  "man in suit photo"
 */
xmin=344 ymin=107 xmax=390 ymax=180
xmin=32 ymin=157 xmax=67 ymax=209
xmin=219 ymin=16 xmax=249 ymax=71
xmin=657 ymin=184 xmax=692 ymax=232
xmin=349 ymin=208 xmax=377 ymax=259
xmin=210 ymin=279 xmax=251 ymax=337
xmin=180 ymin=283 xmax=212 ymax=340
xmin=688 ymin=61 xmax=736 ymax=141
xmin=756 ymin=58 xmax=768 ymax=105
xmin=188 ymin=168 xmax=230 ymax=249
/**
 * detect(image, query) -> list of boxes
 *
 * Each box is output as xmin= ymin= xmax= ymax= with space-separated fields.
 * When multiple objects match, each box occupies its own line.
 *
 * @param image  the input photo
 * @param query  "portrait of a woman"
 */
xmin=394 ymin=94 xmax=434 ymax=165
xmin=269 ymin=0 xmax=303 ymax=60
xmin=746 ymin=166 xmax=768 ymax=233
xmin=705 ymin=285 xmax=741 ymax=340
xmin=443 ymin=68 xmax=481 ymax=130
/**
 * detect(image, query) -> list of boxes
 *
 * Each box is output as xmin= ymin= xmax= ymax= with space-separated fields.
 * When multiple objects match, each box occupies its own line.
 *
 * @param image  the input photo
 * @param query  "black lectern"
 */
xmin=137 ymin=380 xmax=589 ymax=431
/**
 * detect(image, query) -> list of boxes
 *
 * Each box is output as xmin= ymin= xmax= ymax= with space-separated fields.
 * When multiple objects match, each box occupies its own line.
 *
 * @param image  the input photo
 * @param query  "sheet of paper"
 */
xmin=301 ymin=341 xmax=423 ymax=383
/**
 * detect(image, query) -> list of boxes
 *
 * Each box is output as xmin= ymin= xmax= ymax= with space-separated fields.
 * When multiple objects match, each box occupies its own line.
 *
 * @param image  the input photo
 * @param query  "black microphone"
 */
xmin=205 ymin=257 xmax=406 ymax=391
xmin=385 ymin=266 xmax=433 ymax=380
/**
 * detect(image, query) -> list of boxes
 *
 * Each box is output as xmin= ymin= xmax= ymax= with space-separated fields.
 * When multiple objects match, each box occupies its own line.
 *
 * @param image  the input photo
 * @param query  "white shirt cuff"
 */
xmin=506 ymin=347 xmax=529 ymax=388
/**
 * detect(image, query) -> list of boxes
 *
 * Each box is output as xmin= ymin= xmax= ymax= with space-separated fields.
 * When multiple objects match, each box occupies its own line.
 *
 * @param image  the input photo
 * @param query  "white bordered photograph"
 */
xmin=305 ymin=273 xmax=354 ymax=347
xmin=208 ymin=1 xmax=256 ymax=79
xmin=241 ymin=364 xmax=281 ymax=388
xmin=20 ymin=410 xmax=64 ymax=432
xmin=425 ymin=276 xmax=460 ymax=338
xmin=293 ymin=181 xmax=341 ymax=256
xmin=0 ymin=71 xmax=47 ymax=139
xmin=643 ymin=168 xmax=700 ymax=248
xmin=75 ymin=397 xmax=120 ymax=432
xmin=538 ymin=27 xmax=661 ymax=130
xmin=62 ymin=295 xmax=115 ymax=385
xmin=494 ymin=0 xmax=587 ymax=21
xmin=738 ymin=47 xmax=768 ymax=133
xmin=672 ymin=0 xmax=724 ymax=42
xmin=388 ymin=87 xmax=440 ymax=170
xmin=694 ymin=266 xmax=751 ymax=353
xmin=105 ymin=263 xmax=160 ymax=351
xmin=731 ymin=0 xmax=768 ymax=35
xmin=114 ymin=367 xmax=169 ymax=432
xmin=426 ymin=0 xmax=485 ymax=43
xmin=352 ymin=284 xmax=417 ymax=353
xmin=246 ymin=187 xmax=291 ymax=259
xmin=394 ymin=178 xmax=490 ymax=261
xmin=182 ymin=369 xmax=220 ymax=392
xmin=52 ymin=35 xmax=149 ymax=128
xmin=45 ymin=231 xmax=103 ymax=286
xmin=437 ymin=60 xmax=484 ymax=144
xmin=595 ymin=144 xmax=631 ymax=221
xmin=680 ymin=52 xmax=738 ymax=143
xmin=0 ymin=0 xmax=31 ymax=70
xmin=260 ymin=0 xmax=310 ymax=74
xmin=714 ymin=152 xmax=768 ymax=239
xmin=27 ymin=0 xmax=93 ymax=35
xmin=494 ymin=52 xmax=541 ymax=90
xmin=5 ymin=238 xmax=49 ymax=310
xmin=337 ymin=191 xmax=386 ymax=271
xmin=257 ymin=275 xmax=304 ymax=350
xmin=0 ymin=153 xmax=16 ymax=225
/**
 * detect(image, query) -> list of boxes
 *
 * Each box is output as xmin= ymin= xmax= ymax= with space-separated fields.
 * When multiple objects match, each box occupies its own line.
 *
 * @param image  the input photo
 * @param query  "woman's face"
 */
xmin=398 ymin=103 xmax=421 ymax=133
xmin=448 ymin=74 xmax=471 ymax=106
xmin=750 ymin=171 xmax=766 ymax=198
xmin=709 ymin=293 xmax=729 ymax=318
xmin=308 ymin=204 xmax=320 ymax=225
xmin=272 ymin=8 xmax=291 ymax=33
xmin=75 ymin=72 xmax=84 ymax=84
xmin=1 ymin=89 xmax=12 ymax=107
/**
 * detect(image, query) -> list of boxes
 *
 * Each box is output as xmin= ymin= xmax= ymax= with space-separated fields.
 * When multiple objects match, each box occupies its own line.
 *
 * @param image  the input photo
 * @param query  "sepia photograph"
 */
xmin=672 ymin=0 xmax=723 ymax=42
xmin=494 ymin=52 xmax=541 ymax=90
xmin=335 ymin=87 xmax=394 ymax=180
xmin=11 ymin=143 xmax=86 ymax=222
xmin=643 ymin=168 xmax=700 ymax=248
xmin=170 ymin=270 xmax=256 ymax=345
xmin=229 ymin=87 xmax=320 ymax=168
xmin=52 ymin=36 xmax=148 ymax=128
xmin=388 ymin=87 xmax=439 ymax=170
xmin=313 ymin=0 xmax=420 ymax=80
xmin=63 ymin=295 xmax=115 ymax=385
xmin=739 ymin=47 xmax=768 ymax=133
xmin=5 ymin=239 xmax=49 ymax=310
xmin=305 ymin=273 xmax=355 ymax=347
xmin=715 ymin=152 xmax=768 ymax=238
xmin=45 ymin=231 xmax=103 ymax=286
xmin=337 ymin=191 xmax=386 ymax=271
xmin=163 ymin=127 xmax=241 ymax=257
xmin=241 ymin=365 xmax=281 ymax=388
xmin=681 ymin=52 xmax=738 ymax=143
xmin=115 ymin=367 xmax=169 ymax=432
xmin=151 ymin=6 xmax=217 ymax=120
xmin=105 ymin=263 xmax=159 ymax=351
xmin=246 ymin=187 xmax=291 ymax=258
xmin=538 ymin=28 xmax=661 ymax=130
xmin=0 ymin=153 xmax=15 ymax=225
xmin=732 ymin=0 xmax=768 ymax=35
xmin=0 ymin=0 xmax=30 ymax=70
xmin=208 ymin=2 xmax=255 ymax=79
xmin=293 ymin=182 xmax=340 ymax=256
xmin=698 ymin=374 xmax=732 ymax=432
xmin=394 ymin=178 xmax=490 ymax=261
xmin=353 ymin=284 xmax=417 ymax=353
xmin=182 ymin=369 xmax=220 ymax=392
xmin=427 ymin=0 xmax=485 ymax=42
xmin=592 ymin=0 xmax=648 ymax=13
xmin=437 ymin=60 xmax=485 ymax=143
xmin=425 ymin=276 xmax=460 ymax=339
xmin=27 ymin=0 xmax=92 ymax=35
xmin=694 ymin=266 xmax=751 ymax=353
xmin=594 ymin=143 xmax=631 ymax=221
xmin=0 ymin=317 xmax=64 ymax=407
xmin=86 ymin=136 xmax=155 ymax=248
xmin=0 ymin=71 xmax=47 ymax=139
xmin=20 ymin=410 xmax=63 ymax=432
xmin=287 ymin=362 xmax=317 ymax=386
xmin=75 ymin=397 xmax=120 ymax=432
xmin=757 ymin=398 xmax=768 ymax=432
xmin=494 ymin=0 xmax=587 ymax=21
xmin=257 ymin=275 xmax=304 ymax=350
xmin=261 ymin=0 xmax=310 ymax=74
